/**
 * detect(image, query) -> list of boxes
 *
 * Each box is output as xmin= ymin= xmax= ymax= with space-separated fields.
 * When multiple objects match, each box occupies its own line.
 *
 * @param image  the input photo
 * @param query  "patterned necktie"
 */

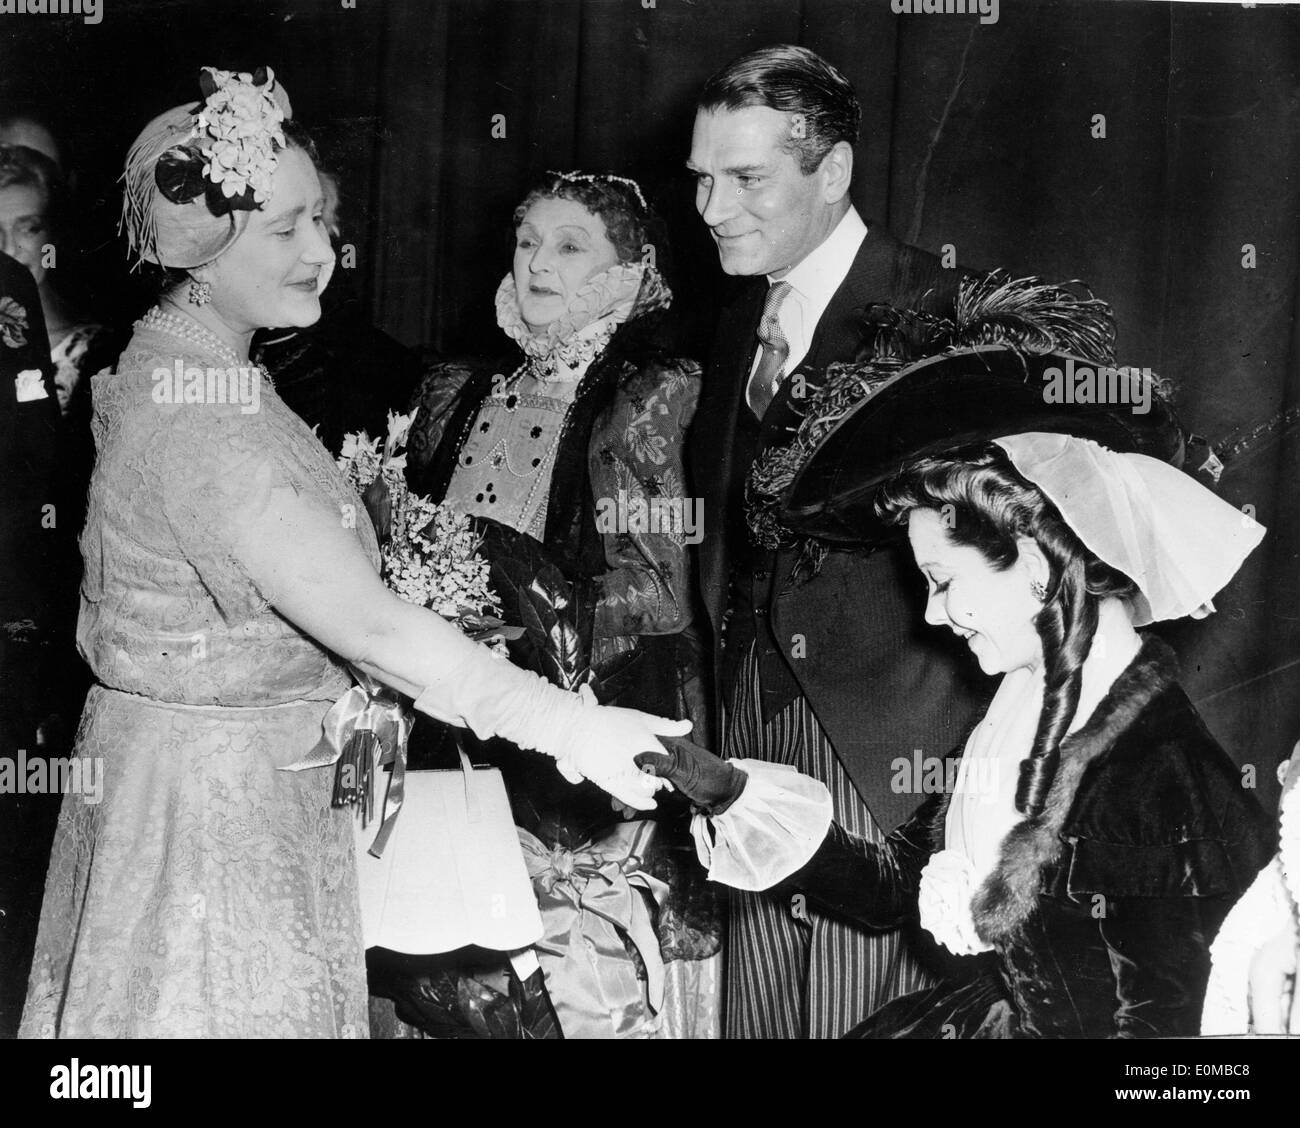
xmin=746 ymin=280 xmax=793 ymax=419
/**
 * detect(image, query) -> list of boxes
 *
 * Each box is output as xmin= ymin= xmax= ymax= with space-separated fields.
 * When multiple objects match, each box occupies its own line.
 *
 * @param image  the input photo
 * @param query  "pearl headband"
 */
xmin=544 ymin=169 xmax=648 ymax=212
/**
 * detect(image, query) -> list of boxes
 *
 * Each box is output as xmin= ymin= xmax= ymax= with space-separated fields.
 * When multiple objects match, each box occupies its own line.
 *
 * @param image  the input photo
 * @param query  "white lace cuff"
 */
xmin=918 ymin=849 xmax=994 ymax=956
xmin=689 ymin=759 xmax=832 ymax=892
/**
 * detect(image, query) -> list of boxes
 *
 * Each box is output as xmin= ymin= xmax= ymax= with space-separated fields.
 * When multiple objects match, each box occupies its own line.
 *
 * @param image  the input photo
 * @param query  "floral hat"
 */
xmin=120 ymin=66 xmax=293 ymax=270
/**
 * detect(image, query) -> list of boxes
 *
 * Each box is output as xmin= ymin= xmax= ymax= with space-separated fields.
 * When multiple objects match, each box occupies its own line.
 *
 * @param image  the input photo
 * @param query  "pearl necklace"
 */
xmin=137 ymin=306 xmax=248 ymax=370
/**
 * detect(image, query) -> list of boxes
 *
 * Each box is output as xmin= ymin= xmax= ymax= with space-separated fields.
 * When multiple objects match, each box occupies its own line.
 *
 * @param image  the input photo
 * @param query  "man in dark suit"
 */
xmin=0 ymin=249 xmax=63 ymax=1037
xmin=686 ymin=45 xmax=989 ymax=1037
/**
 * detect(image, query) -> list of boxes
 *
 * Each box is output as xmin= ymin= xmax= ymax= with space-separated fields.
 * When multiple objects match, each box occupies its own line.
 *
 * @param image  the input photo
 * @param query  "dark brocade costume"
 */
xmin=776 ymin=638 xmax=1273 ymax=1037
xmin=375 ymin=269 xmax=722 ymax=1038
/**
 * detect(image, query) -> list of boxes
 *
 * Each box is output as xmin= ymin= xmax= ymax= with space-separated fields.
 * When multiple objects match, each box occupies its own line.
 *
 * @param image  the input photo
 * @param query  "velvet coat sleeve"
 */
xmin=772 ymin=792 xmax=944 ymax=930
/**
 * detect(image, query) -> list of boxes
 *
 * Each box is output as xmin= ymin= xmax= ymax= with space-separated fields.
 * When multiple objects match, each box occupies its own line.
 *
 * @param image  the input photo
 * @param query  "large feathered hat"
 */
xmin=746 ymin=273 xmax=1184 ymax=564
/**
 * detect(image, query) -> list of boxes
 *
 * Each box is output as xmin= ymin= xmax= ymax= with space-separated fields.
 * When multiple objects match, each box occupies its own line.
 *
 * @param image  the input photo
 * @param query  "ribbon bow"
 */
xmin=281 ymin=667 xmax=413 ymax=857
xmin=517 ymin=820 xmax=669 ymax=1039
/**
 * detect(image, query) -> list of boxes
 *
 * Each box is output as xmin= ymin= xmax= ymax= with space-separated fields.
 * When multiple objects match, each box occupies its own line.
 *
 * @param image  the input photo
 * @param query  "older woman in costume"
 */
xmin=642 ymin=330 xmax=1275 ymax=1037
xmin=399 ymin=172 xmax=718 ymax=1038
xmin=18 ymin=68 xmax=688 ymax=1040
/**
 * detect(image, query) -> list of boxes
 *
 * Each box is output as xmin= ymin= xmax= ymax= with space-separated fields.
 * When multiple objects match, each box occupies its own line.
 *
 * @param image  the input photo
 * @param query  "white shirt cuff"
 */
xmin=689 ymin=759 xmax=833 ymax=891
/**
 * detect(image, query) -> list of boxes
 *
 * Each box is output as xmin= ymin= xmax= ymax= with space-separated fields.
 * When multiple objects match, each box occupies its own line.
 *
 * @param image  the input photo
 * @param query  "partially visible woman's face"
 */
xmin=200 ymin=146 xmax=335 ymax=334
xmin=52 ymin=354 xmax=79 ymax=415
xmin=907 ymin=507 xmax=1044 ymax=676
xmin=512 ymin=196 xmax=621 ymax=332
xmin=0 ymin=182 xmax=51 ymax=287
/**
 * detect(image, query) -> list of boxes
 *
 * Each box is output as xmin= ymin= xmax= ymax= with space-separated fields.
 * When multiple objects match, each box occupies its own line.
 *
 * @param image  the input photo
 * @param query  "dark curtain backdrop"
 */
xmin=3 ymin=0 xmax=1298 ymax=806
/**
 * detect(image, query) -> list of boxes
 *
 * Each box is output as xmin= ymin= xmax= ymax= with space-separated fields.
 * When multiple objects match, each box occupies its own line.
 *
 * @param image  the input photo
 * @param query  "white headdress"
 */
xmin=994 ymin=432 xmax=1265 ymax=626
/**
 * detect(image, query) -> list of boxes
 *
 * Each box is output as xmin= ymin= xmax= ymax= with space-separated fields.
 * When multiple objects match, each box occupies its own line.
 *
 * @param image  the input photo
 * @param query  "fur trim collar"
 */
xmin=952 ymin=636 xmax=1180 ymax=944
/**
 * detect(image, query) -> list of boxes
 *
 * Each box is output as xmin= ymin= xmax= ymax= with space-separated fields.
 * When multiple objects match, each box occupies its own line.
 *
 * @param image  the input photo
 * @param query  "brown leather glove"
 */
xmin=634 ymin=735 xmax=747 ymax=815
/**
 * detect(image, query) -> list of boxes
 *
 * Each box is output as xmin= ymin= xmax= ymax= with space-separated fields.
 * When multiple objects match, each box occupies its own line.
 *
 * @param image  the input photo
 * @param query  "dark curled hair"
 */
xmin=697 ymin=44 xmax=860 ymax=175
xmin=875 ymin=442 xmax=1137 ymax=820
xmin=511 ymin=173 xmax=658 ymax=266
xmin=139 ymin=118 xmax=321 ymax=299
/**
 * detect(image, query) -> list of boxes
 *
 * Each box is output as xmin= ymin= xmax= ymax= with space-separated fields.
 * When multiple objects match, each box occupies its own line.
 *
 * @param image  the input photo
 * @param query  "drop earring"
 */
xmin=188 ymin=279 xmax=212 ymax=307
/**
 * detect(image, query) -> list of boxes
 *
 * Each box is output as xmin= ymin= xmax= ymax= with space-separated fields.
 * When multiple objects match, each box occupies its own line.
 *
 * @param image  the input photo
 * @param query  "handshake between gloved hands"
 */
xmin=634 ymin=735 xmax=748 ymax=815
xmin=512 ymin=682 xmax=746 ymax=815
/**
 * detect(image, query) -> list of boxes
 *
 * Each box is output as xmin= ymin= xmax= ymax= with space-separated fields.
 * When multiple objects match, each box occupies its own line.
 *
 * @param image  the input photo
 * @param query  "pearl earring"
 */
xmin=188 ymin=279 xmax=212 ymax=307
xmin=1030 ymin=578 xmax=1047 ymax=601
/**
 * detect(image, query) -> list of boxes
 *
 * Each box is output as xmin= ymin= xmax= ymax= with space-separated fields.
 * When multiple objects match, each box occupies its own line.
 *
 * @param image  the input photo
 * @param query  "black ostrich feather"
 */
xmin=948 ymin=273 xmax=1116 ymax=361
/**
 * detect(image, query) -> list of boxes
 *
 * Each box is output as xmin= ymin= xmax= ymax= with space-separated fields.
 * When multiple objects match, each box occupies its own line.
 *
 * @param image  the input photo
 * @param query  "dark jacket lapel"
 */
xmin=801 ymin=225 xmax=901 ymax=373
xmin=692 ymin=280 xmax=765 ymax=636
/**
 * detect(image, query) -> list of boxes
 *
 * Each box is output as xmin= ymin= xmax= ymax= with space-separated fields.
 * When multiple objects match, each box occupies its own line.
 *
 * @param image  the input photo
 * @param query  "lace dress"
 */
xmin=19 ymin=322 xmax=379 ymax=1038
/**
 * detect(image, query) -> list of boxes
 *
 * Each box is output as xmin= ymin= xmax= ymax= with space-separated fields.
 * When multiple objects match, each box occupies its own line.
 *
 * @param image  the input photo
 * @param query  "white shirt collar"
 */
xmin=754 ymin=206 xmax=868 ymax=377
xmin=768 ymin=205 xmax=868 ymax=304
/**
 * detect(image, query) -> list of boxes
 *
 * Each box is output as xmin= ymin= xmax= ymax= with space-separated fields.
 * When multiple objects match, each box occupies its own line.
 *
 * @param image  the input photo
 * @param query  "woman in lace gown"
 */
xmin=18 ymin=67 xmax=687 ymax=1040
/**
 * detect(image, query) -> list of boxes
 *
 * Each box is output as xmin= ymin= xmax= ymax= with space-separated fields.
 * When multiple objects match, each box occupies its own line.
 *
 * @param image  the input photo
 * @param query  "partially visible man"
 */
xmin=0 ymin=248 xmax=62 ymax=1038
xmin=687 ymin=45 xmax=989 ymax=1038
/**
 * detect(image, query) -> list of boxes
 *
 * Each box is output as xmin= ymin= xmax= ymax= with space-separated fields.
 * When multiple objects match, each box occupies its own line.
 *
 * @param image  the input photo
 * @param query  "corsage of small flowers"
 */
xmin=0 ymin=296 xmax=29 ymax=349
xmin=192 ymin=66 xmax=286 ymax=204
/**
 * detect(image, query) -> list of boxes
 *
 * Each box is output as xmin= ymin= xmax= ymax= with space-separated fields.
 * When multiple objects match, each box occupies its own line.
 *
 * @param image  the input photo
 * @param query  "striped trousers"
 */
xmin=722 ymin=644 xmax=934 ymax=1039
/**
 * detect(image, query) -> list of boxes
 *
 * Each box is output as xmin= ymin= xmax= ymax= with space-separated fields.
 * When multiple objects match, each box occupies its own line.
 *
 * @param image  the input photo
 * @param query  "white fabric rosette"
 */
xmin=918 ymin=848 xmax=994 ymax=956
xmin=690 ymin=759 xmax=833 ymax=891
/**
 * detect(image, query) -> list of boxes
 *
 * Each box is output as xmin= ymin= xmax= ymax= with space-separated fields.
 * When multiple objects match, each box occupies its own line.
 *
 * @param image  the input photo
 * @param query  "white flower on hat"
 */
xmin=191 ymin=67 xmax=287 ymax=205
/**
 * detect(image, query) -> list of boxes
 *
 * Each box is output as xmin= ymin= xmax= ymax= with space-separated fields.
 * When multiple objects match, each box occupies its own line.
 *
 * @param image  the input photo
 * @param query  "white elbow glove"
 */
xmin=413 ymin=653 xmax=690 ymax=811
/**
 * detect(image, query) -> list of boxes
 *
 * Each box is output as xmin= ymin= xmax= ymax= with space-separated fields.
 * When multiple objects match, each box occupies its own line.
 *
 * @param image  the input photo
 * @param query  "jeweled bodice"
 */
xmin=444 ymin=371 xmax=580 ymax=539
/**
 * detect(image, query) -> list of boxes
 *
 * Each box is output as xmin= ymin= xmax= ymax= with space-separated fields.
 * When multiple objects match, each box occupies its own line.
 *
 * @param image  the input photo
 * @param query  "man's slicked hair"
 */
xmin=697 ymin=44 xmax=860 ymax=175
